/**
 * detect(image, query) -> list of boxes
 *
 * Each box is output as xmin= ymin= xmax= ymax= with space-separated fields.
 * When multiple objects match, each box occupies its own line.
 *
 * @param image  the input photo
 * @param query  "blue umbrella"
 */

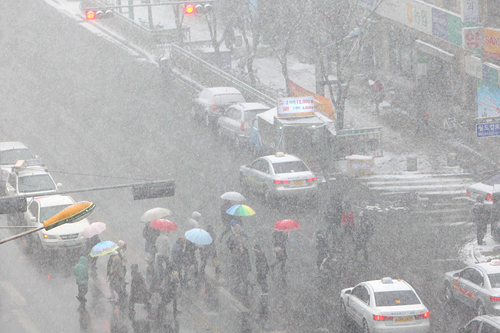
xmin=90 ymin=240 xmax=119 ymax=257
xmin=184 ymin=228 xmax=213 ymax=245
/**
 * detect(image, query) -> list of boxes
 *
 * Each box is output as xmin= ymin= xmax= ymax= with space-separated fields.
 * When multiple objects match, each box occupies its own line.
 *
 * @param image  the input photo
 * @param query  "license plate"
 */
xmin=64 ymin=240 xmax=77 ymax=247
xmin=293 ymin=180 xmax=303 ymax=186
xmin=395 ymin=316 xmax=413 ymax=322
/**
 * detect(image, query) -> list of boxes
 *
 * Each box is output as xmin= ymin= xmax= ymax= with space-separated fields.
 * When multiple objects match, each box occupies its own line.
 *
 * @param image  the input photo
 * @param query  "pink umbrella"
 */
xmin=83 ymin=222 xmax=107 ymax=239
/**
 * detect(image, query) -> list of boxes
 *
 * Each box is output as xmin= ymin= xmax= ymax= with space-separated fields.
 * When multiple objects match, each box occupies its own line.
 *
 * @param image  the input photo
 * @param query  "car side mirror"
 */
xmin=56 ymin=183 xmax=62 ymax=189
xmin=29 ymin=217 xmax=36 ymax=223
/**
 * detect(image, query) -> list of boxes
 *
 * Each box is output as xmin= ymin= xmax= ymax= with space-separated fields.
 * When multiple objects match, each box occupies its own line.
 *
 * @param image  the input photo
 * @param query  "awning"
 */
xmin=415 ymin=39 xmax=455 ymax=63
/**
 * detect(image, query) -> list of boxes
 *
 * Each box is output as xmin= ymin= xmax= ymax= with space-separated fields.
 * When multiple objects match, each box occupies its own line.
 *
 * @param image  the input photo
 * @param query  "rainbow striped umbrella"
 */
xmin=226 ymin=204 xmax=256 ymax=217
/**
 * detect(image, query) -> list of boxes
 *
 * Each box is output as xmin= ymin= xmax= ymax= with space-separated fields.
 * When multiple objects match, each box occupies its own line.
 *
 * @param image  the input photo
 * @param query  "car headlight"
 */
xmin=43 ymin=233 xmax=57 ymax=239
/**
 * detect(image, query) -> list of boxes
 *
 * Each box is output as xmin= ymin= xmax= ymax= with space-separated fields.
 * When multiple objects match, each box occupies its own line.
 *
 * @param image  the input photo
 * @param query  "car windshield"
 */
xmin=40 ymin=204 xmax=71 ymax=223
xmin=214 ymin=94 xmax=245 ymax=105
xmin=244 ymin=110 xmax=267 ymax=122
xmin=0 ymin=149 xmax=34 ymax=165
xmin=374 ymin=290 xmax=421 ymax=306
xmin=272 ymin=161 xmax=309 ymax=174
xmin=488 ymin=274 xmax=500 ymax=288
xmin=18 ymin=174 xmax=56 ymax=193
xmin=483 ymin=174 xmax=500 ymax=186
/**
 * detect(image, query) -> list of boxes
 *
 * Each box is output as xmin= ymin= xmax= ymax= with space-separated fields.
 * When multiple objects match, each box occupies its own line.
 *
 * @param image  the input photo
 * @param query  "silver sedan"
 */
xmin=239 ymin=153 xmax=318 ymax=202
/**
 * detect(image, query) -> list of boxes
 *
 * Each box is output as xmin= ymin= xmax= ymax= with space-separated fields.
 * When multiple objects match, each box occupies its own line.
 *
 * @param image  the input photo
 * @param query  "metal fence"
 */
xmin=170 ymin=43 xmax=277 ymax=106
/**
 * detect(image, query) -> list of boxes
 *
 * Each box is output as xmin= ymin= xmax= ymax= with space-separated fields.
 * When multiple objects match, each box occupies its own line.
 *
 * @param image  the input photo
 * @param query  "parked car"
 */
xmin=23 ymin=195 xmax=90 ymax=252
xmin=217 ymin=102 xmax=270 ymax=147
xmin=6 ymin=165 xmax=60 ymax=197
xmin=340 ymin=277 xmax=430 ymax=333
xmin=459 ymin=315 xmax=500 ymax=333
xmin=239 ymin=152 xmax=318 ymax=202
xmin=444 ymin=260 xmax=500 ymax=316
xmin=192 ymin=87 xmax=246 ymax=126
xmin=466 ymin=173 xmax=500 ymax=204
xmin=0 ymin=141 xmax=38 ymax=172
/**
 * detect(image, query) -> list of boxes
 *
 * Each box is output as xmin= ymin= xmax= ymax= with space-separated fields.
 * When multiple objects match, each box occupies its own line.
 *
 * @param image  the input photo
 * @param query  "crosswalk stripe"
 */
xmin=0 ymin=281 xmax=27 ymax=307
xmin=12 ymin=309 xmax=40 ymax=333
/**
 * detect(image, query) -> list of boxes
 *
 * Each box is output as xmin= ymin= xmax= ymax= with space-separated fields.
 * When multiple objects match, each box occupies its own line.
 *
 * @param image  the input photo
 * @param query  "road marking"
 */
xmin=12 ymin=309 xmax=40 ymax=333
xmin=0 ymin=281 xmax=27 ymax=306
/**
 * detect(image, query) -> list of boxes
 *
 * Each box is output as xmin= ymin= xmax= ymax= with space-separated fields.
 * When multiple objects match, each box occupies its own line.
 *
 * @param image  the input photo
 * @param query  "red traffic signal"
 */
xmin=85 ymin=10 xmax=96 ymax=20
xmin=184 ymin=4 xmax=195 ymax=14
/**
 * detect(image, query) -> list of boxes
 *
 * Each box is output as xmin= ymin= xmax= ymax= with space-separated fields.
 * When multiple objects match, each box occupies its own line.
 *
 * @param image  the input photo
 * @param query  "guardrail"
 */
xmin=170 ymin=43 xmax=276 ymax=106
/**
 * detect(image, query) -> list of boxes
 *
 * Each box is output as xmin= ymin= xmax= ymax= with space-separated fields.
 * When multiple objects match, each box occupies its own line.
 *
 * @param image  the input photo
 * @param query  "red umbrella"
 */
xmin=273 ymin=219 xmax=300 ymax=231
xmin=150 ymin=219 xmax=177 ymax=231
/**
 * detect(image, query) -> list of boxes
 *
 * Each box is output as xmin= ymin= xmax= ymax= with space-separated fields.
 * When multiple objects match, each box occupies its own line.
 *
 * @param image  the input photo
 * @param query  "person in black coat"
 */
xmin=128 ymin=264 xmax=151 ymax=318
xmin=220 ymin=199 xmax=234 ymax=241
xmin=354 ymin=211 xmax=374 ymax=261
xmin=253 ymin=244 xmax=269 ymax=294
xmin=314 ymin=230 xmax=330 ymax=271
xmin=472 ymin=196 xmax=490 ymax=245
xmin=143 ymin=223 xmax=160 ymax=259
xmin=270 ymin=230 xmax=288 ymax=273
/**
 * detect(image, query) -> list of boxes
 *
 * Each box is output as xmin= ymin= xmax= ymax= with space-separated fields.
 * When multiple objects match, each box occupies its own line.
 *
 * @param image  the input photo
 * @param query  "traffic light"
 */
xmin=184 ymin=3 xmax=212 ymax=15
xmin=184 ymin=4 xmax=195 ymax=14
xmin=85 ymin=9 xmax=114 ymax=21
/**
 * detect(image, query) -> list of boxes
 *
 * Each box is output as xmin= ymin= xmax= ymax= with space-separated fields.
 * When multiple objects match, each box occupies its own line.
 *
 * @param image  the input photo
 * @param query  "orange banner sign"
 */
xmin=288 ymin=79 xmax=335 ymax=119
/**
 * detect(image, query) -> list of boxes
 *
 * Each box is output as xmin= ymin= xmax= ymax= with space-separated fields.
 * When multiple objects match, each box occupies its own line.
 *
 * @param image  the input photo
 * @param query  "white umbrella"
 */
xmin=220 ymin=191 xmax=246 ymax=202
xmin=140 ymin=207 xmax=172 ymax=223
xmin=83 ymin=222 xmax=107 ymax=239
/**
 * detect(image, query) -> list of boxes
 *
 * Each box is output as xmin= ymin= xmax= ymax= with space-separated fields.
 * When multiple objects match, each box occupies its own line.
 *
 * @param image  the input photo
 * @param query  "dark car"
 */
xmin=192 ymin=87 xmax=246 ymax=126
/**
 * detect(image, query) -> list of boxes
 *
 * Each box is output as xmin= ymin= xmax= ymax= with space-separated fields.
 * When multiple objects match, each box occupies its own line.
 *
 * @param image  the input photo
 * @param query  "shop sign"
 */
xmin=357 ymin=0 xmax=376 ymax=10
xmin=482 ymin=63 xmax=500 ymax=85
xmin=461 ymin=0 xmax=479 ymax=23
xmin=432 ymin=7 xmax=477 ymax=47
xmin=462 ymin=27 xmax=482 ymax=53
xmin=465 ymin=55 xmax=482 ymax=78
xmin=277 ymin=97 xmax=315 ymax=118
xmin=376 ymin=0 xmax=432 ymax=35
xmin=477 ymin=80 xmax=500 ymax=119
xmin=484 ymin=28 xmax=500 ymax=60
xmin=477 ymin=123 xmax=500 ymax=138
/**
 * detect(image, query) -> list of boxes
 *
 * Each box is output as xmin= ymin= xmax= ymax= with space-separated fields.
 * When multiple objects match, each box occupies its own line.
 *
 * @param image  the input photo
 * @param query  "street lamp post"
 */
xmin=0 ymin=201 xmax=95 ymax=245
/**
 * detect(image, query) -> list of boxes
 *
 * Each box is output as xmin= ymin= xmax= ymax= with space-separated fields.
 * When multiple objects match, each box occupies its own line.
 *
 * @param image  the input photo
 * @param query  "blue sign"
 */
xmin=477 ymin=122 xmax=500 ymax=137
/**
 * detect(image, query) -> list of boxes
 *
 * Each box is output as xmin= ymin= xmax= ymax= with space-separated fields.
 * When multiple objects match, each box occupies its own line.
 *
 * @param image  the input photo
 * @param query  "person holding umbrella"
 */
xmin=155 ymin=231 xmax=171 ymax=280
xmin=220 ymin=199 xmax=233 ymax=241
xmin=83 ymin=222 xmax=107 ymax=274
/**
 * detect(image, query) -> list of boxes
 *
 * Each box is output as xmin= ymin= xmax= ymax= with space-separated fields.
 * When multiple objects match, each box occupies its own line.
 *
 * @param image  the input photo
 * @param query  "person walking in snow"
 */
xmin=472 ymin=196 xmax=490 ymax=245
xmin=314 ymin=230 xmax=330 ymax=271
xmin=354 ymin=211 xmax=374 ymax=260
xmin=128 ymin=264 xmax=151 ymax=319
xmin=74 ymin=256 xmax=89 ymax=306
xmin=220 ymin=199 xmax=233 ymax=241
xmin=253 ymin=244 xmax=269 ymax=294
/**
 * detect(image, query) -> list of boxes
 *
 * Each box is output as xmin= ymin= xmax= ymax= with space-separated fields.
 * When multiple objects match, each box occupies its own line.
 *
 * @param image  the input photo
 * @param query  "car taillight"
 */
xmin=307 ymin=177 xmax=317 ymax=182
xmin=211 ymin=103 xmax=218 ymax=112
xmin=466 ymin=188 xmax=470 ymax=196
xmin=240 ymin=122 xmax=245 ymax=131
xmin=274 ymin=180 xmax=290 ymax=184
xmin=486 ymin=193 xmax=493 ymax=201
xmin=415 ymin=312 xmax=430 ymax=319
xmin=490 ymin=296 xmax=500 ymax=302
xmin=373 ymin=314 xmax=393 ymax=321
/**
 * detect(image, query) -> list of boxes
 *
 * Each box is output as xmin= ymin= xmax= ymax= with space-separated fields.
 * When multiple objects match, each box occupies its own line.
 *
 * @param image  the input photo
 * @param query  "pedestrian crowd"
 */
xmin=73 ymin=194 xmax=376 ymax=330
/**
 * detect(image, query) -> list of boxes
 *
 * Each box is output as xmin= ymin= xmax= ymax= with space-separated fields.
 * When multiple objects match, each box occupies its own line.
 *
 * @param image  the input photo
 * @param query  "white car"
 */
xmin=239 ymin=153 xmax=318 ymax=202
xmin=192 ymin=87 xmax=246 ymax=126
xmin=466 ymin=173 xmax=500 ymax=204
xmin=5 ymin=166 xmax=60 ymax=197
xmin=444 ymin=260 xmax=500 ymax=316
xmin=459 ymin=315 xmax=500 ymax=333
xmin=217 ymin=102 xmax=270 ymax=147
xmin=0 ymin=141 xmax=37 ymax=168
xmin=24 ymin=195 xmax=90 ymax=251
xmin=340 ymin=277 xmax=430 ymax=333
